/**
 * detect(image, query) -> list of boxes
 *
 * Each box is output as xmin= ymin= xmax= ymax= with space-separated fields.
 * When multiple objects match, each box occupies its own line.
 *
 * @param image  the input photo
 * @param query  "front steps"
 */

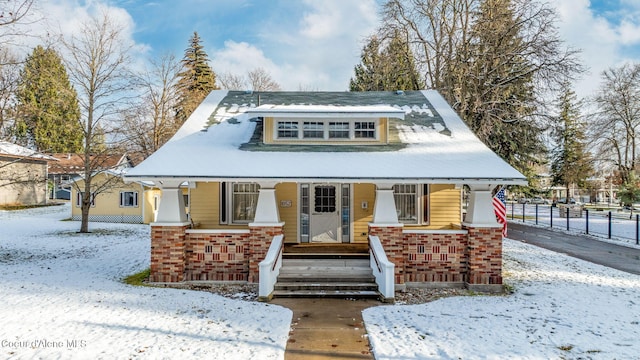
xmin=272 ymin=254 xmax=380 ymax=299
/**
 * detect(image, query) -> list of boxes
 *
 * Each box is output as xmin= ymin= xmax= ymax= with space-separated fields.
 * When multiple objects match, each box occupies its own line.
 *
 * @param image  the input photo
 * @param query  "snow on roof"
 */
xmin=125 ymin=90 xmax=526 ymax=184
xmin=0 ymin=141 xmax=57 ymax=161
xmin=246 ymin=104 xmax=406 ymax=119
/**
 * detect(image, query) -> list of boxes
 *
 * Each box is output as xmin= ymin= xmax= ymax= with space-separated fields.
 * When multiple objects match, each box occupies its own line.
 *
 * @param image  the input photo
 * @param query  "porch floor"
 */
xmin=283 ymin=243 xmax=369 ymax=255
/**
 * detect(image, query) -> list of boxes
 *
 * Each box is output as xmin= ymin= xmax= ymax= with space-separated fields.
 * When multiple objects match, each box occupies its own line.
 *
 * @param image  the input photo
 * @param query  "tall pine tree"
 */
xmin=448 ymin=0 xmax=544 ymax=176
xmin=350 ymin=31 xmax=423 ymax=91
xmin=174 ymin=32 xmax=218 ymax=126
xmin=550 ymin=82 xmax=592 ymax=203
xmin=15 ymin=45 xmax=83 ymax=152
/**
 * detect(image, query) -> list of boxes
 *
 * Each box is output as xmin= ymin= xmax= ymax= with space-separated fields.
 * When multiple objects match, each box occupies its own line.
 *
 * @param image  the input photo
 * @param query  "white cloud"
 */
xmin=553 ymin=0 xmax=640 ymax=98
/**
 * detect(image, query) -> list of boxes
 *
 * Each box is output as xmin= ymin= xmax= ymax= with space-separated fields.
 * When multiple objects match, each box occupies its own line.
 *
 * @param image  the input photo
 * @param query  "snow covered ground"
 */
xmin=0 ymin=204 xmax=291 ymax=359
xmin=364 ymin=239 xmax=640 ymax=359
xmin=2 ymin=204 xmax=640 ymax=359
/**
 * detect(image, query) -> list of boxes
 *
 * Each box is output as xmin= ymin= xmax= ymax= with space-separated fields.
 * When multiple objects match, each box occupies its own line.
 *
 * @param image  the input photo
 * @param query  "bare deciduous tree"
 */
xmin=0 ymin=49 xmax=20 ymax=140
xmin=592 ymin=63 xmax=640 ymax=185
xmin=219 ymin=67 xmax=281 ymax=91
xmin=62 ymin=11 xmax=134 ymax=232
xmin=122 ymin=52 xmax=181 ymax=158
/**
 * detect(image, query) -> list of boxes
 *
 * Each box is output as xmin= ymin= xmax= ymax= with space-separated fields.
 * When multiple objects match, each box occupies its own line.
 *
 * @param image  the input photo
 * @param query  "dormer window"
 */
xmin=275 ymin=119 xmax=379 ymax=141
xmin=246 ymin=104 xmax=404 ymax=146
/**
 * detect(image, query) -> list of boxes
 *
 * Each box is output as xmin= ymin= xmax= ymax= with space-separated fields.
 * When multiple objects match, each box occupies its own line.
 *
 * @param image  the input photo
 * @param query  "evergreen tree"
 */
xmin=448 ymin=0 xmax=544 ymax=175
xmin=550 ymin=82 xmax=592 ymax=202
xmin=174 ymin=32 xmax=218 ymax=125
xmin=349 ymin=31 xmax=423 ymax=91
xmin=15 ymin=45 xmax=83 ymax=152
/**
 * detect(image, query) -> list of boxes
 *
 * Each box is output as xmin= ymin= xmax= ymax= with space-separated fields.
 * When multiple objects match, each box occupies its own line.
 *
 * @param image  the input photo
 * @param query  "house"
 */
xmin=67 ymin=153 xmax=169 ymax=224
xmin=124 ymin=90 xmax=527 ymax=301
xmin=0 ymin=141 xmax=56 ymax=206
xmin=70 ymin=170 xmax=162 ymax=224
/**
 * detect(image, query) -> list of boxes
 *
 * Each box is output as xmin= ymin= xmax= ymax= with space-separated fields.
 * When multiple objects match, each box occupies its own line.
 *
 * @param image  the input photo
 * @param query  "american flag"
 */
xmin=493 ymin=187 xmax=507 ymax=237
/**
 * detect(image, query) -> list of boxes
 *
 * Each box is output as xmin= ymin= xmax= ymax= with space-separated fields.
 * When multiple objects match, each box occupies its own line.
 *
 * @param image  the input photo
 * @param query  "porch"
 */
xmin=148 ymin=181 xmax=505 ymax=301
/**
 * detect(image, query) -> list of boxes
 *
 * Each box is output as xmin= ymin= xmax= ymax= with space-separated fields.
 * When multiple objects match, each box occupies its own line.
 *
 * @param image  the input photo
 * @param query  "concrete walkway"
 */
xmin=271 ymin=298 xmax=380 ymax=359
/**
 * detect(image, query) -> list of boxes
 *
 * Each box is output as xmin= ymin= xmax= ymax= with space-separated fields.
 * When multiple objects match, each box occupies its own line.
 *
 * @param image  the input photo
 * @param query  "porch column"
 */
xmin=464 ymin=184 xmax=499 ymax=226
xmin=463 ymin=184 xmax=503 ymax=292
xmin=155 ymin=180 xmax=188 ymax=223
xmin=248 ymin=182 xmax=284 ymax=283
xmin=150 ymin=179 xmax=190 ymax=283
xmin=369 ymin=184 xmax=404 ymax=291
xmin=372 ymin=184 xmax=399 ymax=224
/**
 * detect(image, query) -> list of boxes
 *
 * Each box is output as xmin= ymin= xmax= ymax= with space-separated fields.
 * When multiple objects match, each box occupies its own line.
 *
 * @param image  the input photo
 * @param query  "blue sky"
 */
xmin=23 ymin=0 xmax=640 ymax=96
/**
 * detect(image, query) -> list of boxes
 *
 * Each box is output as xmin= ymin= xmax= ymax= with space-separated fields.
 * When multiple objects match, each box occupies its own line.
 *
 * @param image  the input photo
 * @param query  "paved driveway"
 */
xmin=508 ymin=222 xmax=640 ymax=275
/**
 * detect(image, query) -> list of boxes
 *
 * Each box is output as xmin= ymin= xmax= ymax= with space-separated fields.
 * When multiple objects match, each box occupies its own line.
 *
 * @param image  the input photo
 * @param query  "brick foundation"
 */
xmin=464 ymin=226 xmax=503 ymax=286
xmin=403 ymin=231 xmax=468 ymax=283
xmin=369 ymin=225 xmax=404 ymax=284
xmin=150 ymin=225 xmax=189 ymax=282
xmin=184 ymin=232 xmax=251 ymax=281
xmin=248 ymin=225 xmax=284 ymax=283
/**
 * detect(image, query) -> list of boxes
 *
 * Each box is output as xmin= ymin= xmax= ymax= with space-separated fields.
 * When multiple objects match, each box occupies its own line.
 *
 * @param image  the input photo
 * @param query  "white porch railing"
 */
xmin=369 ymin=235 xmax=395 ymax=301
xmin=258 ymin=234 xmax=284 ymax=301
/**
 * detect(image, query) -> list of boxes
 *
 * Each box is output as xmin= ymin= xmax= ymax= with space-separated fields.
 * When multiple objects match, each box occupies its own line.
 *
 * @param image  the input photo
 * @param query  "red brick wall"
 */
xmin=184 ymin=232 xmax=251 ymax=281
xmin=150 ymin=225 xmax=189 ymax=282
xmin=464 ymin=226 xmax=503 ymax=285
xmin=248 ymin=226 xmax=284 ymax=283
xmin=369 ymin=225 xmax=405 ymax=284
xmin=403 ymin=232 xmax=468 ymax=283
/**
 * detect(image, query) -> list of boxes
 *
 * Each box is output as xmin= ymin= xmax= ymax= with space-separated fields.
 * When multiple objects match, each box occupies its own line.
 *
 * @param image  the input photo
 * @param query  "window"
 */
xmin=354 ymin=121 xmax=376 ymax=138
xmin=329 ymin=122 xmax=349 ymax=139
xmin=277 ymin=121 xmax=298 ymax=138
xmin=314 ymin=185 xmax=336 ymax=213
xmin=393 ymin=184 xmax=429 ymax=224
xmin=120 ymin=191 xmax=138 ymax=207
xmin=303 ymin=121 xmax=324 ymax=138
xmin=76 ymin=191 xmax=95 ymax=207
xmin=220 ymin=182 xmax=261 ymax=224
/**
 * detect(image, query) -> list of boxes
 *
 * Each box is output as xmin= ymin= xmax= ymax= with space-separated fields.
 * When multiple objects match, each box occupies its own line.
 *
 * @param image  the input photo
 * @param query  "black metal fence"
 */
xmin=507 ymin=203 xmax=640 ymax=245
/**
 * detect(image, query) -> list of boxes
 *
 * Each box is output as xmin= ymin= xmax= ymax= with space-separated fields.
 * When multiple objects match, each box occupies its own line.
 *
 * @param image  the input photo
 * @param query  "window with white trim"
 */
xmin=354 ymin=121 xmax=376 ymax=138
xmin=120 ymin=191 xmax=138 ymax=207
xmin=274 ymin=119 xmax=379 ymax=141
xmin=76 ymin=191 xmax=95 ymax=207
xmin=220 ymin=182 xmax=261 ymax=224
xmin=277 ymin=121 xmax=298 ymax=138
xmin=393 ymin=184 xmax=429 ymax=224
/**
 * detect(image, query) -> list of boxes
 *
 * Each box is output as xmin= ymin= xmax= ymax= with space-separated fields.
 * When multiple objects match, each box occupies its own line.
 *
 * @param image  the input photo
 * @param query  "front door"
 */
xmin=300 ymin=184 xmax=350 ymax=243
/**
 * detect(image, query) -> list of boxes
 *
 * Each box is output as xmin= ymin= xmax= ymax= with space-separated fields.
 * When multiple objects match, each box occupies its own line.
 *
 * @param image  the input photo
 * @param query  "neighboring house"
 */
xmin=125 ymin=90 xmax=527 ymax=301
xmin=64 ymin=153 xmax=157 ymax=224
xmin=0 ymin=141 xmax=56 ymax=206
xmin=70 ymin=170 xmax=162 ymax=224
xmin=47 ymin=153 xmax=133 ymax=200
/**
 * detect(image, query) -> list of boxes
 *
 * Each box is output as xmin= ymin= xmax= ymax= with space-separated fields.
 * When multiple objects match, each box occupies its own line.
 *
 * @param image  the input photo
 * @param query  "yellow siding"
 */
xmin=189 ymin=182 xmax=221 ymax=228
xmin=71 ymin=174 xmax=144 ymax=219
xmin=427 ymin=184 xmax=462 ymax=229
xmin=143 ymin=189 xmax=161 ymax=224
xmin=353 ymin=183 xmax=375 ymax=243
xmin=264 ymin=117 xmax=274 ymax=144
xmin=275 ymin=183 xmax=298 ymax=243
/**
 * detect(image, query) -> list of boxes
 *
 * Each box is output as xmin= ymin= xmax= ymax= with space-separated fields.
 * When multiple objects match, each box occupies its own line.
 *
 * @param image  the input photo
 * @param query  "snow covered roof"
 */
xmin=246 ymin=104 xmax=405 ymax=119
xmin=125 ymin=90 xmax=527 ymax=185
xmin=0 ymin=141 xmax=57 ymax=161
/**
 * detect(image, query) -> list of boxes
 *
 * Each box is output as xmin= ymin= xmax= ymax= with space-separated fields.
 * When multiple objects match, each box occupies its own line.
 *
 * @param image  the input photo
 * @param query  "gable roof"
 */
xmin=47 ymin=153 xmax=131 ymax=175
xmin=125 ymin=90 xmax=527 ymax=185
